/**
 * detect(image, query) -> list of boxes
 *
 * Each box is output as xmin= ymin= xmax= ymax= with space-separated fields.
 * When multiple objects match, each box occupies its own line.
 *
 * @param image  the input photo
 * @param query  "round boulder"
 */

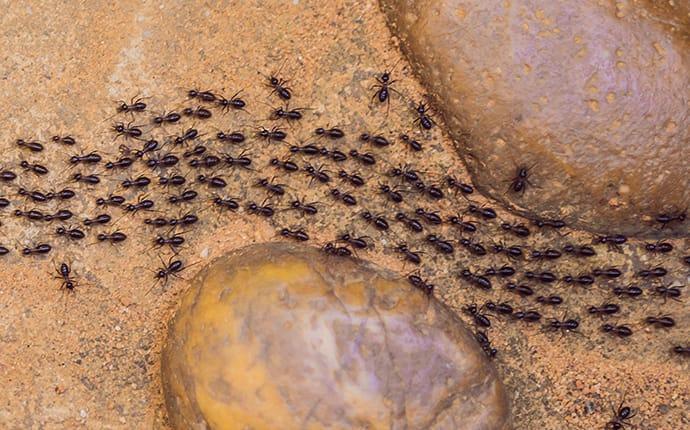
xmin=162 ymin=243 xmax=510 ymax=429
xmin=381 ymin=0 xmax=690 ymax=238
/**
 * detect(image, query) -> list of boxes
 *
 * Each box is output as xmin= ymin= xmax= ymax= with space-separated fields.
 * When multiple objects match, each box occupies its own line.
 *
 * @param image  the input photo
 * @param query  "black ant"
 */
xmin=491 ymin=242 xmax=521 ymax=258
xmin=289 ymin=144 xmax=320 ymax=156
xmin=182 ymin=145 xmax=207 ymax=158
xmin=152 ymin=111 xmax=181 ymax=125
xmin=188 ymin=155 xmax=221 ymax=169
xmin=360 ymin=133 xmax=390 ymax=147
xmin=17 ymin=188 xmax=49 ymax=203
xmin=604 ymin=398 xmax=636 ymax=429
xmin=500 ymin=222 xmax=530 ymax=237
xmin=561 ymin=274 xmax=594 ymax=286
xmin=168 ymin=190 xmax=198 ymax=204
xmin=48 ymin=189 xmax=76 ymax=201
xmin=315 ymin=127 xmax=344 ymax=139
xmin=467 ymin=203 xmax=497 ymax=220
xmin=337 ymin=233 xmax=370 ymax=250
xmin=52 ymin=135 xmax=76 ymax=145
xmin=596 ymin=234 xmax=628 ymax=251
xmin=71 ymin=173 xmax=100 ymax=185
xmin=112 ymin=122 xmax=143 ymax=140
xmin=532 ymin=218 xmax=567 ymax=229
xmin=447 ymin=216 xmax=477 ymax=233
xmin=655 ymin=210 xmax=686 ymax=229
xmin=388 ymin=164 xmax=421 ymax=184
xmin=16 ymin=139 xmax=44 ymax=152
xmin=601 ymin=323 xmax=633 ymax=338
xmin=69 ymin=151 xmax=102 ymax=165
xmin=257 ymin=126 xmax=287 ymax=144
xmin=143 ymin=152 xmax=178 ymax=170
xmin=636 ymin=266 xmax=667 ymax=278
xmin=370 ymin=69 xmax=400 ymax=112
xmin=530 ymin=248 xmax=562 ymax=260
xmin=104 ymin=156 xmax=134 ymax=170
xmin=446 ymin=176 xmax=474 ymax=195
xmin=322 ymin=242 xmax=352 ymax=257
xmin=187 ymin=89 xmax=216 ymax=102
xmin=348 ymin=149 xmax=376 ymax=165
xmin=329 ymin=188 xmax=357 ymax=206
xmin=287 ymin=198 xmax=318 ymax=216
xmin=536 ymin=295 xmax=563 ymax=306
xmin=587 ymin=303 xmax=620 ymax=316
xmin=379 ymin=183 xmax=403 ymax=203
xmin=592 ymin=267 xmax=622 ymax=278
xmin=116 ymin=95 xmax=147 ymax=114
xmin=197 ymin=174 xmax=227 ymax=189
xmin=338 ymin=170 xmax=365 ymax=187
xmin=415 ymin=182 xmax=444 ymax=200
xmin=303 ymin=164 xmax=330 ymax=184
xmin=182 ymin=106 xmax=212 ymax=119
xmin=644 ymin=241 xmax=673 ymax=253
xmin=153 ymin=256 xmax=187 ymax=288
xmin=460 ymin=238 xmax=488 ymax=256
xmin=463 ymin=304 xmax=491 ymax=327
xmin=475 ymin=331 xmax=497 ymax=358
xmin=279 ymin=228 xmax=309 ymax=242
xmin=20 ymin=160 xmax=48 ymax=175
xmin=96 ymin=231 xmax=127 ymax=244
xmin=361 ymin=211 xmax=389 ymax=231
xmin=124 ymin=197 xmax=155 ymax=213
xmin=217 ymin=90 xmax=246 ymax=111
xmin=426 ymin=234 xmax=454 ymax=254
xmin=563 ymin=244 xmax=596 ymax=257
xmin=414 ymin=207 xmax=442 ymax=225
xmin=483 ymin=265 xmax=515 ymax=277
xmin=55 ymin=226 xmax=85 ymax=241
xmin=221 ymin=151 xmax=253 ymax=169
xmin=399 ymin=134 xmax=422 ymax=152
xmin=271 ymin=105 xmax=306 ymax=122
xmin=54 ymin=262 xmax=77 ymax=291
xmin=173 ymin=128 xmax=200 ymax=146
xmin=394 ymin=212 xmax=424 ymax=232
xmin=22 ymin=243 xmax=52 ymax=256
xmin=44 ymin=209 xmax=73 ymax=222
xmin=413 ymin=101 xmax=435 ymax=130
xmin=407 ymin=273 xmax=434 ymax=296
xmin=484 ymin=301 xmax=513 ymax=315
xmin=512 ymin=310 xmax=542 ymax=323
xmin=0 ymin=169 xmax=17 ymax=182
xmin=256 ymin=178 xmax=286 ymax=196
xmin=96 ymin=195 xmax=125 ymax=207
xmin=121 ymin=175 xmax=151 ymax=189
xmin=505 ymin=282 xmax=533 ymax=297
xmin=461 ymin=269 xmax=492 ymax=290
xmin=644 ymin=315 xmax=675 ymax=329
xmin=246 ymin=201 xmax=274 ymax=217
xmin=612 ymin=285 xmax=643 ymax=299
xmin=544 ymin=316 xmax=579 ymax=334
xmin=653 ymin=284 xmax=683 ymax=302
xmin=211 ymin=196 xmax=240 ymax=212
xmin=509 ymin=165 xmax=534 ymax=194
xmin=153 ymin=232 xmax=186 ymax=251
xmin=265 ymin=68 xmax=292 ymax=100
xmin=83 ymin=214 xmax=112 ymax=226
xmin=394 ymin=243 xmax=422 ymax=265
xmin=216 ymin=130 xmax=246 ymax=144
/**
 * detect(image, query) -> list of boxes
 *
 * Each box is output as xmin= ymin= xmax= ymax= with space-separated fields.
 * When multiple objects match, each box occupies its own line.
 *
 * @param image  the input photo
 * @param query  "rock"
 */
xmin=381 ymin=0 xmax=690 ymax=238
xmin=161 ymin=243 xmax=510 ymax=430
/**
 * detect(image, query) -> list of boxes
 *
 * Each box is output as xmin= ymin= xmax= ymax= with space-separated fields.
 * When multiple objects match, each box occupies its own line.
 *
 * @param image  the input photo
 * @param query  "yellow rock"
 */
xmin=162 ymin=243 xmax=511 ymax=429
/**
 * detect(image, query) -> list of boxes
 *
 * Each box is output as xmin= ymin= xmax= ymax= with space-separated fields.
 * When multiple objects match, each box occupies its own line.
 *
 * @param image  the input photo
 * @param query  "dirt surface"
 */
xmin=0 ymin=1 xmax=687 ymax=429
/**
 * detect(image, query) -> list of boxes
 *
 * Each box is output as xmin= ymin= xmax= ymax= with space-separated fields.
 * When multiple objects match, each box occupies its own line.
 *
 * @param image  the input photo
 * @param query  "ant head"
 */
xmin=381 ymin=72 xmax=390 ymax=82
xmin=269 ymin=76 xmax=279 ymax=85
xmin=315 ymin=127 xmax=325 ymax=135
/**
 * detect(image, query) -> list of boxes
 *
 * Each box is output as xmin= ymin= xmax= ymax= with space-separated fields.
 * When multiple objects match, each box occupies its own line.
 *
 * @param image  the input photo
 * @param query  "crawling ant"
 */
xmin=446 ymin=176 xmax=474 ymax=195
xmin=287 ymin=198 xmax=318 ymax=216
xmin=348 ymin=149 xmax=376 ymax=165
xmin=563 ymin=244 xmax=596 ymax=257
xmin=394 ymin=243 xmax=422 ymax=265
xmin=265 ymin=70 xmax=292 ymax=100
xmin=188 ymin=155 xmax=221 ymax=169
xmin=168 ymin=190 xmax=198 ymax=204
xmin=337 ymin=233 xmax=370 ymax=250
xmin=55 ymin=226 xmax=85 ymax=241
xmin=361 ymin=211 xmax=389 ymax=231
xmin=655 ymin=210 xmax=686 ymax=229
xmin=536 ymin=295 xmax=563 ymax=306
xmin=532 ymin=218 xmax=566 ymax=229
xmin=612 ymin=285 xmax=643 ymax=299
xmin=153 ymin=232 xmax=186 ymax=251
xmin=530 ymin=248 xmax=562 ymax=260
xmin=491 ymin=242 xmax=521 ymax=258
xmin=158 ymin=213 xmax=198 ymax=227
xmin=71 ymin=173 xmax=100 ymax=185
xmin=601 ymin=323 xmax=633 ymax=338
xmin=173 ymin=128 xmax=200 ymax=146
xmin=360 ymin=133 xmax=390 ymax=147
xmin=592 ymin=267 xmax=622 ymax=278
xmin=104 ymin=156 xmax=134 ymax=170
xmin=322 ymin=147 xmax=347 ymax=162
xmin=460 ymin=238 xmax=487 ymax=256
xmin=246 ymin=201 xmax=274 ymax=217
xmin=153 ymin=256 xmax=187 ymax=287
xmin=509 ymin=165 xmax=533 ymax=194
xmin=279 ymin=228 xmax=309 ymax=242
xmin=22 ymin=243 xmax=52 ymax=256
xmin=216 ymin=131 xmax=246 ymax=145
xmin=415 ymin=182 xmax=444 ymax=200
xmin=415 ymin=207 xmax=442 ymax=225
xmin=54 ymin=262 xmax=77 ymax=291
xmin=18 ymin=188 xmax=49 ymax=203
xmin=16 ymin=139 xmax=44 ymax=152
xmin=447 ymin=216 xmax=476 ymax=233
xmin=255 ymin=178 xmax=285 ymax=196
xmin=605 ymin=398 xmax=636 ymax=429
xmin=399 ymin=134 xmax=422 ymax=151
xmin=562 ymin=274 xmax=594 ymax=286
xmin=116 ymin=96 xmax=147 ymax=114
xmin=483 ymin=265 xmax=515 ymax=277
xmin=329 ymin=188 xmax=357 ymax=206
xmin=83 ymin=214 xmax=112 ymax=226
xmin=145 ymin=152 xmax=179 ymax=170
xmin=0 ymin=169 xmax=17 ymax=182
xmin=69 ymin=151 xmax=102 ymax=165
xmin=44 ymin=209 xmax=73 ymax=222
xmin=152 ymin=111 xmax=181 ymax=125
xmin=505 ymin=282 xmax=533 ymax=297
xmin=596 ymin=234 xmax=628 ymax=251
xmin=636 ymin=266 xmax=667 ymax=278
xmin=461 ymin=269 xmax=492 ymax=290
xmin=271 ymin=105 xmax=306 ymax=122
xmin=475 ymin=331 xmax=497 ymax=358
xmin=20 ymin=160 xmax=49 ymax=175
xmin=0 ymin=197 xmax=8 ymax=208
xmin=124 ymin=197 xmax=155 ymax=213
xmin=322 ymin=242 xmax=352 ymax=257
xmin=257 ymin=126 xmax=287 ymax=144
xmin=129 ymin=139 xmax=159 ymax=158
xmin=671 ymin=345 xmax=690 ymax=357
xmin=394 ymin=212 xmax=423 ymax=232
xmin=388 ymin=164 xmax=420 ymax=184
xmin=463 ymin=304 xmax=491 ymax=327
xmin=315 ymin=127 xmax=344 ymax=139
xmin=221 ymin=151 xmax=253 ymax=169
xmin=512 ymin=310 xmax=542 ymax=323
xmin=684 ymin=255 xmax=690 ymax=266
xmin=52 ymin=135 xmax=76 ymax=145
xmin=211 ymin=196 xmax=240 ymax=212
xmin=183 ymin=145 xmax=207 ymax=158
xmin=96 ymin=195 xmax=125 ymax=207
xmin=413 ymin=101 xmax=435 ymax=130
xmin=426 ymin=234 xmax=454 ymax=254
xmin=588 ymin=303 xmax=620 ymax=316
xmin=467 ymin=203 xmax=497 ymax=220
xmin=217 ymin=91 xmax=246 ymax=111
xmin=407 ymin=273 xmax=434 ymax=296
xmin=187 ymin=89 xmax=216 ymax=102
xmin=197 ymin=174 xmax=227 ymax=189
xmin=338 ymin=170 xmax=365 ymax=187
xmin=182 ymin=106 xmax=212 ymax=119
xmin=484 ymin=301 xmax=513 ymax=315
xmin=370 ymin=69 xmax=400 ymax=111
xmin=544 ymin=316 xmax=579 ymax=334
xmin=289 ymin=144 xmax=320 ymax=156
xmin=653 ymin=284 xmax=683 ymax=302
xmin=14 ymin=209 xmax=46 ymax=221
xmin=379 ymin=183 xmax=403 ymax=203
xmin=644 ymin=241 xmax=673 ymax=253
xmin=303 ymin=164 xmax=330 ymax=184
xmin=500 ymin=222 xmax=530 ymax=237
xmin=121 ymin=175 xmax=151 ymax=189
xmin=96 ymin=231 xmax=127 ymax=244
xmin=112 ymin=122 xmax=143 ymax=140
xmin=644 ymin=315 xmax=675 ymax=329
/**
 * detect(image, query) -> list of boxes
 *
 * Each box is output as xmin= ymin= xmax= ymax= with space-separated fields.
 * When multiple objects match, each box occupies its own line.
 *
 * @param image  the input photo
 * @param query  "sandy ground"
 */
xmin=0 ymin=1 xmax=687 ymax=429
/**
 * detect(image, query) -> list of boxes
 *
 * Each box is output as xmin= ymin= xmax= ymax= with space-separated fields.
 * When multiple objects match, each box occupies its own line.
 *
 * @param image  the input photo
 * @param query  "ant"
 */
xmin=544 ymin=316 xmax=579 ymax=334
xmin=361 ymin=211 xmax=389 ymax=231
xmin=426 ymin=234 xmax=454 ymax=254
xmin=54 ymin=262 xmax=77 ymax=291
xmin=83 ymin=214 xmax=112 ymax=226
xmin=348 ymin=149 xmax=376 ymax=165
xmin=671 ymin=346 xmax=690 ymax=357
xmin=460 ymin=238 xmax=488 ymax=256
xmin=188 ymin=155 xmax=221 ymax=169
xmin=592 ymin=267 xmax=622 ymax=278
xmin=475 ymin=331 xmax=497 ymax=358
xmin=653 ymin=284 xmax=683 ymax=302
xmin=182 ymin=106 xmax=212 ymax=119
xmin=414 ymin=207 xmax=442 ymax=225
xmin=644 ymin=315 xmax=675 ymax=329
xmin=17 ymin=188 xmax=49 ymax=203
xmin=587 ymin=303 xmax=620 ymax=316
xmin=407 ymin=273 xmax=434 ymax=296
xmin=483 ymin=265 xmax=515 ymax=277
xmin=211 ymin=196 xmax=240 ymax=212
xmin=197 ymin=174 xmax=227 ymax=189
xmin=112 ymin=122 xmax=143 ymax=140
xmin=413 ymin=101 xmax=435 ymax=130
xmin=257 ymin=126 xmax=287 ymax=144
xmin=370 ymin=69 xmax=400 ymax=112
xmin=55 ymin=226 xmax=85 ymax=241
xmin=601 ymin=323 xmax=633 ymax=338
xmin=187 ymin=89 xmax=216 ymax=102
xmin=129 ymin=139 xmax=159 ymax=158
xmin=532 ymin=218 xmax=566 ymax=229
xmin=0 ymin=197 xmax=8 ymax=208
xmin=505 ymin=282 xmax=533 ymax=296
xmin=389 ymin=164 xmax=421 ymax=184
xmin=636 ymin=266 xmax=667 ymax=278
xmin=562 ymin=274 xmax=594 ymax=286
xmin=644 ymin=241 xmax=673 ymax=253
xmin=0 ymin=169 xmax=17 ymax=182
xmin=279 ymin=228 xmax=309 ymax=242
xmin=71 ymin=173 xmax=100 ymax=185
xmin=446 ymin=176 xmax=474 ymax=195
xmin=612 ymin=285 xmax=643 ymax=299
xmin=96 ymin=195 xmax=125 ymax=207
xmin=104 ymin=156 xmax=134 ymax=170
xmin=484 ymin=301 xmax=513 ymax=315
xmin=530 ymin=248 xmax=562 ymax=260
xmin=222 ymin=151 xmax=253 ymax=169
xmin=265 ymin=68 xmax=292 ymax=100
xmin=173 ymin=128 xmax=200 ymax=146
xmin=360 ymin=133 xmax=390 ymax=147
xmin=447 ymin=216 xmax=476 ymax=233
xmin=399 ymin=134 xmax=422 ymax=151
xmin=69 ymin=151 xmax=102 ymax=165
xmin=500 ymin=222 xmax=530 ymax=237
xmin=168 ymin=190 xmax=198 ymax=204
xmin=394 ymin=212 xmax=423 ymax=232
xmin=337 ymin=233 xmax=370 ymax=250
xmin=491 ymin=242 xmax=521 ymax=258
xmin=596 ymin=234 xmax=628 ymax=251
xmin=315 ymin=127 xmax=344 ymax=139
xmin=563 ymin=244 xmax=596 ymax=257
xmin=256 ymin=178 xmax=286 ymax=196
xmin=338 ymin=170 xmax=365 ymax=187
xmin=44 ymin=209 xmax=73 ymax=222
xmin=287 ymin=198 xmax=318 ymax=216
xmin=394 ymin=243 xmax=422 ymax=265
xmin=655 ymin=210 xmax=686 ymax=229
xmin=460 ymin=269 xmax=492 ymax=290
xmin=303 ymin=164 xmax=330 ymax=184
xmin=289 ymin=144 xmax=320 ymax=156
xmin=467 ymin=203 xmax=497 ymax=220
xmin=116 ymin=95 xmax=147 ymax=114
xmin=604 ymin=398 xmax=636 ymax=429
xmin=124 ymin=197 xmax=155 ymax=213
xmin=20 ymin=160 xmax=48 ymax=175
xmin=153 ymin=232 xmax=186 ymax=251
xmin=152 ymin=111 xmax=181 ymax=125
xmin=415 ymin=181 xmax=444 ymax=200
xmin=463 ymin=304 xmax=491 ymax=327
xmin=22 ymin=243 xmax=52 ymax=256
xmin=153 ymin=256 xmax=187 ymax=288
xmin=96 ymin=231 xmax=127 ymax=244
xmin=16 ymin=139 xmax=44 ymax=152
xmin=508 ymin=165 xmax=534 ymax=194
xmin=536 ymin=295 xmax=563 ymax=306
xmin=182 ymin=145 xmax=207 ymax=158
xmin=271 ymin=105 xmax=306 ymax=122
xmin=379 ymin=183 xmax=403 ymax=203
xmin=217 ymin=90 xmax=246 ymax=111
xmin=329 ymin=188 xmax=357 ymax=206
xmin=216 ymin=130 xmax=246 ymax=144
xmin=246 ymin=201 xmax=274 ymax=217
xmin=52 ymin=135 xmax=76 ymax=145
xmin=512 ymin=310 xmax=542 ymax=323
xmin=48 ymin=189 xmax=76 ymax=201
xmin=322 ymin=242 xmax=352 ymax=257
xmin=121 ymin=175 xmax=151 ymax=189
